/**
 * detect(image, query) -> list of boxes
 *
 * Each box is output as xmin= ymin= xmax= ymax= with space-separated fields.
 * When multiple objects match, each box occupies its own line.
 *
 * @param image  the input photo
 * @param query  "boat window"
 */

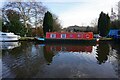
xmin=77 ymin=34 xmax=81 ymax=37
xmin=118 ymin=31 xmax=120 ymax=35
xmin=86 ymin=34 xmax=89 ymax=38
xmin=51 ymin=47 xmax=56 ymax=51
xmin=61 ymin=34 xmax=66 ymax=38
xmin=2 ymin=34 xmax=6 ymax=35
xmin=61 ymin=47 xmax=66 ymax=51
xmin=50 ymin=34 xmax=56 ymax=38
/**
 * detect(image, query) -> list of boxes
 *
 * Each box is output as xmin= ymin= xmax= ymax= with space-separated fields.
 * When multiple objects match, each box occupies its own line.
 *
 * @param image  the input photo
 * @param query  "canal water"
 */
xmin=0 ymin=41 xmax=120 ymax=78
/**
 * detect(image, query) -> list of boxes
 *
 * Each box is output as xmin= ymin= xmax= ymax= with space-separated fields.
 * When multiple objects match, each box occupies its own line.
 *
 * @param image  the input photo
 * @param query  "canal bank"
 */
xmin=19 ymin=37 xmax=35 ymax=41
xmin=19 ymin=37 xmax=115 ymax=44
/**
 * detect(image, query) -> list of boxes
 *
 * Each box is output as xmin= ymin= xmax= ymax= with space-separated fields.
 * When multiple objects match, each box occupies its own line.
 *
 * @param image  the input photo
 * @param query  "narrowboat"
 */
xmin=36 ymin=32 xmax=97 ymax=44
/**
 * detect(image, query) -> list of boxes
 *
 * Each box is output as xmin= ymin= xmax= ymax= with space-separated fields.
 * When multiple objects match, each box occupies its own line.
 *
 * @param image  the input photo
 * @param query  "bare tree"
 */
xmin=91 ymin=18 xmax=98 ymax=33
xmin=2 ymin=2 xmax=47 ymax=28
xmin=52 ymin=14 xmax=62 ymax=32
xmin=0 ymin=9 xmax=2 ymax=30
xmin=91 ymin=18 xmax=98 ymax=27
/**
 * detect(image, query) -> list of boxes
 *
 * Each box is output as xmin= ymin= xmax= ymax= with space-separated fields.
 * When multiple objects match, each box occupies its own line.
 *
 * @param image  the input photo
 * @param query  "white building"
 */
xmin=110 ymin=8 xmax=117 ymax=21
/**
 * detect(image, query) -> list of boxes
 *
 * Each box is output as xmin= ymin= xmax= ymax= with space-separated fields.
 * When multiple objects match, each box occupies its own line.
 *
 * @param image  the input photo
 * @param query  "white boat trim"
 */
xmin=0 ymin=31 xmax=21 ymax=42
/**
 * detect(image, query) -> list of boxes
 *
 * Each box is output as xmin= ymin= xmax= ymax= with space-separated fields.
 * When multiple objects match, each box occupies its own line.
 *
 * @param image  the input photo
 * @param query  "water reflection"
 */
xmin=43 ymin=44 xmax=93 ymax=64
xmin=0 ymin=42 xmax=21 ymax=50
xmin=96 ymin=42 xmax=110 ymax=64
xmin=44 ymin=46 xmax=54 ymax=65
xmin=45 ymin=45 xmax=92 ymax=52
xmin=1 ymin=41 xmax=120 ymax=78
xmin=109 ymin=41 xmax=120 ymax=54
xmin=2 ymin=42 xmax=45 ymax=78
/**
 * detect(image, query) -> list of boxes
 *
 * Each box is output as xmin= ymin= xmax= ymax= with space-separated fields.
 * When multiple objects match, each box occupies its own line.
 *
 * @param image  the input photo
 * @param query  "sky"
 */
xmin=0 ymin=0 xmax=120 ymax=28
xmin=41 ymin=0 xmax=120 ymax=27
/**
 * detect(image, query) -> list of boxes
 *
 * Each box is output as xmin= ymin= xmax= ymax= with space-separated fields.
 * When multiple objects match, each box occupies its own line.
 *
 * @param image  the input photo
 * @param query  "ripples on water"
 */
xmin=1 ymin=41 xmax=120 ymax=78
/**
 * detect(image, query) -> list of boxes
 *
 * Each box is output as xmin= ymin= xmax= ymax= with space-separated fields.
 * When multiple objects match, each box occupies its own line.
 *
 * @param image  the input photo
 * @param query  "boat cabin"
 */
xmin=46 ymin=32 xmax=93 ymax=40
xmin=108 ymin=29 xmax=120 ymax=39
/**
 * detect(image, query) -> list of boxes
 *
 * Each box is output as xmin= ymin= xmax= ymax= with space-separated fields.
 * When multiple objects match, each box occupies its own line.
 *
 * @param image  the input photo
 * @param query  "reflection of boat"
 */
xmin=45 ymin=45 xmax=93 ymax=52
xmin=43 ymin=44 xmax=93 ymax=64
xmin=0 ymin=32 xmax=20 ymax=42
xmin=0 ymin=42 xmax=21 ymax=50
